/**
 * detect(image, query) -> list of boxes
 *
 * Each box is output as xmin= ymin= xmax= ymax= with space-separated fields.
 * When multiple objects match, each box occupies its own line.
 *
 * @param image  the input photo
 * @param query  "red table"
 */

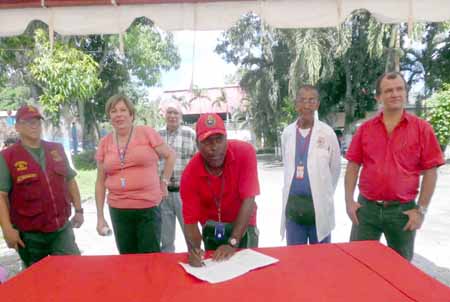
xmin=1 ymin=241 xmax=449 ymax=302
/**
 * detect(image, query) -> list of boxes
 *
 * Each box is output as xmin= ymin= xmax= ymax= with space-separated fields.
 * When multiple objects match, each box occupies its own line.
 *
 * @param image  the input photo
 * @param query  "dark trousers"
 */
xmin=109 ymin=206 xmax=161 ymax=254
xmin=18 ymin=222 xmax=80 ymax=267
xmin=202 ymin=224 xmax=259 ymax=251
xmin=350 ymin=195 xmax=416 ymax=261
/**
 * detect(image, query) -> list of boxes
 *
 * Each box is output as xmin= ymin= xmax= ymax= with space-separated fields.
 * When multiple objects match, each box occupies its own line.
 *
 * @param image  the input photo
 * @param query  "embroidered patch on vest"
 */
xmin=17 ymin=173 xmax=38 ymax=183
xmin=14 ymin=161 xmax=28 ymax=172
xmin=317 ymin=136 xmax=326 ymax=149
xmin=50 ymin=150 xmax=63 ymax=162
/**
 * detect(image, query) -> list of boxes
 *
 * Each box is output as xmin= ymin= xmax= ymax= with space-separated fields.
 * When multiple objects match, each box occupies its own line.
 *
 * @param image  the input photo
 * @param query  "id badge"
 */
xmin=214 ymin=222 xmax=225 ymax=241
xmin=296 ymin=165 xmax=304 ymax=179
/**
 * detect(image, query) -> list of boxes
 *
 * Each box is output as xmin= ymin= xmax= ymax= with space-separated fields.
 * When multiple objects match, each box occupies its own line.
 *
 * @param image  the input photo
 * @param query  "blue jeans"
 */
xmin=160 ymin=191 xmax=185 ymax=253
xmin=286 ymin=218 xmax=331 ymax=245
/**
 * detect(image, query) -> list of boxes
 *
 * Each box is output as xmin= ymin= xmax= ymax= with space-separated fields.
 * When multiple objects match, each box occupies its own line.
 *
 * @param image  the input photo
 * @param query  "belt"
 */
xmin=373 ymin=200 xmax=401 ymax=208
xmin=360 ymin=195 xmax=404 ymax=208
xmin=167 ymin=186 xmax=179 ymax=192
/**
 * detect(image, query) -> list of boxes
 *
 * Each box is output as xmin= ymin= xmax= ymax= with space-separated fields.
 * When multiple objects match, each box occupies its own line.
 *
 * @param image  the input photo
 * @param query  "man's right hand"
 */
xmin=188 ymin=248 xmax=205 ymax=267
xmin=3 ymin=227 xmax=25 ymax=250
xmin=346 ymin=201 xmax=362 ymax=225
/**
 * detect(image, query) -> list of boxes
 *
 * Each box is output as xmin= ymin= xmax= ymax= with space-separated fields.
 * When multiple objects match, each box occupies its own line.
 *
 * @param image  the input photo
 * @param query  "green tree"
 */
xmin=284 ymin=28 xmax=337 ymax=95
xmin=0 ymin=85 xmax=32 ymax=110
xmin=135 ymin=101 xmax=164 ymax=129
xmin=212 ymin=88 xmax=230 ymax=120
xmin=0 ymin=19 xmax=180 ymax=149
xmin=29 ymin=29 xmax=101 ymax=117
xmin=0 ymin=21 xmax=49 ymax=101
xmin=216 ymin=11 xmax=388 ymax=143
xmin=337 ymin=11 xmax=387 ymax=133
xmin=426 ymin=84 xmax=450 ymax=150
xmin=402 ymin=22 xmax=450 ymax=97
xmin=74 ymin=18 xmax=180 ymax=146
xmin=216 ymin=14 xmax=291 ymax=147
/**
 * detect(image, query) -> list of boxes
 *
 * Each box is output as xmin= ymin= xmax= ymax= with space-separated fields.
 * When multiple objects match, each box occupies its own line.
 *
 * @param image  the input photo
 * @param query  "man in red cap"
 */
xmin=180 ymin=113 xmax=260 ymax=267
xmin=0 ymin=104 xmax=83 ymax=268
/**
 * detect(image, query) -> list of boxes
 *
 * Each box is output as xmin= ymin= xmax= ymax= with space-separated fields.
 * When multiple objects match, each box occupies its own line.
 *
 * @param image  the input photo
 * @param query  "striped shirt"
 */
xmin=159 ymin=125 xmax=197 ymax=187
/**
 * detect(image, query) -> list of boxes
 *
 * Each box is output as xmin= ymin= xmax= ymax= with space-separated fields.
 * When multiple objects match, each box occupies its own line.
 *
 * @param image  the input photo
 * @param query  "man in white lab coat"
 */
xmin=280 ymin=85 xmax=341 ymax=244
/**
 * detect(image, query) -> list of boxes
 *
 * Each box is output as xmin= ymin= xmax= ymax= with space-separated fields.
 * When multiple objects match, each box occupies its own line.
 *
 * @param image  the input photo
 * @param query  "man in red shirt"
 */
xmin=180 ymin=113 xmax=260 ymax=266
xmin=345 ymin=72 xmax=445 ymax=261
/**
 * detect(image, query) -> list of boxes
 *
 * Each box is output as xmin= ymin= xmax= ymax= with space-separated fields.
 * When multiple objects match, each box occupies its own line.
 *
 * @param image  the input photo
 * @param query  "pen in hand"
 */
xmin=186 ymin=239 xmax=205 ymax=267
xmin=190 ymin=248 xmax=206 ymax=267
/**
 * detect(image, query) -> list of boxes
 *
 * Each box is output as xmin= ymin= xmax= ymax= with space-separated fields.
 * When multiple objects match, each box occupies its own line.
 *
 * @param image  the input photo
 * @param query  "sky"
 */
xmin=159 ymin=31 xmax=238 ymax=91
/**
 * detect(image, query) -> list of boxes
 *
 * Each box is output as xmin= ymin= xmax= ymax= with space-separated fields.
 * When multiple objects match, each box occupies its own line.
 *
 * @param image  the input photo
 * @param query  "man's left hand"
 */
xmin=160 ymin=182 xmax=168 ymax=198
xmin=402 ymin=209 xmax=424 ymax=231
xmin=71 ymin=213 xmax=84 ymax=228
xmin=212 ymin=244 xmax=236 ymax=261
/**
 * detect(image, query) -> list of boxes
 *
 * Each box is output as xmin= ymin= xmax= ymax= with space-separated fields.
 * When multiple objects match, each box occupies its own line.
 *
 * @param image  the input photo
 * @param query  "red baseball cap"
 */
xmin=16 ymin=105 xmax=43 ymax=121
xmin=196 ymin=113 xmax=226 ymax=142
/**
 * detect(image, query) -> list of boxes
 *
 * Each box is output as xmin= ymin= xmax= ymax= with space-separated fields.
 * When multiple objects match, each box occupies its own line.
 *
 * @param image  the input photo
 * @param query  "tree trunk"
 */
xmin=385 ymin=25 xmax=400 ymax=72
xmin=87 ymin=101 xmax=100 ymax=142
xmin=77 ymin=99 xmax=88 ymax=150
xmin=343 ymin=57 xmax=354 ymax=135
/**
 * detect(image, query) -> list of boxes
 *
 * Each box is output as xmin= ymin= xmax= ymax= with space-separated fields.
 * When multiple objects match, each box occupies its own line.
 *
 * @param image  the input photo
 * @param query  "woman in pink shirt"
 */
xmin=95 ymin=95 xmax=175 ymax=254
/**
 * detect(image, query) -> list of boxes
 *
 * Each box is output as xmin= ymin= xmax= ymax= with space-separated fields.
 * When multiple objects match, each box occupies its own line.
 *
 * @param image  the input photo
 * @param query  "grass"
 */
xmin=76 ymin=169 xmax=97 ymax=201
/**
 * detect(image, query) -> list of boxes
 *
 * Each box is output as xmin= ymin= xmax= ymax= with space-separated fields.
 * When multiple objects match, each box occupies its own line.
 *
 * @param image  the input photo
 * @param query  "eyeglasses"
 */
xmin=296 ymin=98 xmax=318 ymax=105
xmin=18 ymin=118 xmax=42 ymax=127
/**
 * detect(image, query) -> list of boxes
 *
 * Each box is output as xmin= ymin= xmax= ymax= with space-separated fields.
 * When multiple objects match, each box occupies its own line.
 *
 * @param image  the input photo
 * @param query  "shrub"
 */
xmin=427 ymin=84 xmax=450 ymax=151
xmin=72 ymin=150 xmax=97 ymax=170
xmin=256 ymin=147 xmax=275 ymax=154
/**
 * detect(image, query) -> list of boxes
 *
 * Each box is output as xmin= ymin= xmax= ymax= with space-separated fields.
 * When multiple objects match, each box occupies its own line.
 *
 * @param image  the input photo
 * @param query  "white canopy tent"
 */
xmin=0 ymin=0 xmax=450 ymax=37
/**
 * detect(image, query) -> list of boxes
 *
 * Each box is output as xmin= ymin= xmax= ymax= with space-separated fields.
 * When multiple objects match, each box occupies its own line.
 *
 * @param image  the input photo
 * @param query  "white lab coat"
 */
xmin=280 ymin=118 xmax=341 ymax=242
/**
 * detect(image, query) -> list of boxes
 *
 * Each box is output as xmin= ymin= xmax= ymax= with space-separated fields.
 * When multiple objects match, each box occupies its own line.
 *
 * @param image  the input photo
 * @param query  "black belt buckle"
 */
xmin=375 ymin=200 xmax=400 ymax=208
xmin=167 ymin=186 xmax=179 ymax=192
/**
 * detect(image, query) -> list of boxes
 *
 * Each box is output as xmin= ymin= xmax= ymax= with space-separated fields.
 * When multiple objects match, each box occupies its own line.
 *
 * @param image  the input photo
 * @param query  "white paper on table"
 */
xmin=179 ymin=249 xmax=279 ymax=283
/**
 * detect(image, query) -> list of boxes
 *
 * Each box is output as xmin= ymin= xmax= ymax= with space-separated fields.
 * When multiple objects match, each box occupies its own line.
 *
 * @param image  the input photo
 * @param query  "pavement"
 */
xmin=1 ymin=157 xmax=450 ymax=287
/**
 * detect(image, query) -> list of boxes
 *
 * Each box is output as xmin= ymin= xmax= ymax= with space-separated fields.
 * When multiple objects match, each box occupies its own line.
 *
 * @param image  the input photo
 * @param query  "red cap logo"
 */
xmin=196 ymin=113 xmax=226 ymax=142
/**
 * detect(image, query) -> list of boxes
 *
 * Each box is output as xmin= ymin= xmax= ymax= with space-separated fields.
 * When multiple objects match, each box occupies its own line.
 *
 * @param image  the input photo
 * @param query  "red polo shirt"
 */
xmin=180 ymin=140 xmax=260 ymax=226
xmin=346 ymin=111 xmax=444 ymax=202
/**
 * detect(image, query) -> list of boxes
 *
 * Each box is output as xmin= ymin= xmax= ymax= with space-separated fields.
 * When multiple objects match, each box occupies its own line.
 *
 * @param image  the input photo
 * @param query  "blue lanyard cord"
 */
xmin=115 ymin=125 xmax=134 ymax=168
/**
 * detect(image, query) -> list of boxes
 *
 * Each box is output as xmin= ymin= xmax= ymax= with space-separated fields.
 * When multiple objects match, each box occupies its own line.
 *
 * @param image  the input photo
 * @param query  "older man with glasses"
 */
xmin=280 ymin=85 xmax=341 ymax=246
xmin=0 ymin=104 xmax=83 ymax=268
xmin=158 ymin=101 xmax=197 ymax=253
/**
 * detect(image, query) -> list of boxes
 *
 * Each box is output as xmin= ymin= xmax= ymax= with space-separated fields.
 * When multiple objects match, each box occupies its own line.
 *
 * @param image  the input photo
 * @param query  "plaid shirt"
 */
xmin=159 ymin=125 xmax=197 ymax=187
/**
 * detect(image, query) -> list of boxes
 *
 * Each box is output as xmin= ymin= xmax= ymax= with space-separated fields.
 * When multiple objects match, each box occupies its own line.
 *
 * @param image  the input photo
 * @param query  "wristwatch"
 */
xmin=228 ymin=237 xmax=239 ymax=248
xmin=417 ymin=205 xmax=427 ymax=216
xmin=75 ymin=208 xmax=84 ymax=214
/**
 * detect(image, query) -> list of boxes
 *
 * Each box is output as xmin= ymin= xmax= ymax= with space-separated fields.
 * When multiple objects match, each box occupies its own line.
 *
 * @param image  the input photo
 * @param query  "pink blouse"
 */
xmin=96 ymin=125 xmax=164 ymax=209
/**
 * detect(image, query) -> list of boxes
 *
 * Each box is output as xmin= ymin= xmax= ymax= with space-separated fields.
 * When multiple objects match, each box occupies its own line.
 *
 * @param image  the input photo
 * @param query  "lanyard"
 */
xmin=207 ymin=175 xmax=225 ymax=222
xmin=116 ymin=125 xmax=134 ymax=168
xmin=166 ymin=128 xmax=178 ymax=147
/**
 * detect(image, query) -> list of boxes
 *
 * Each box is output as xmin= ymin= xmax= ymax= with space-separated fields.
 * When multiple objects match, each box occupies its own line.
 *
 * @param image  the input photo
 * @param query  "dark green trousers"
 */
xmin=109 ymin=206 xmax=161 ymax=254
xmin=18 ymin=222 xmax=80 ymax=268
xmin=350 ymin=195 xmax=416 ymax=261
xmin=202 ymin=221 xmax=259 ymax=251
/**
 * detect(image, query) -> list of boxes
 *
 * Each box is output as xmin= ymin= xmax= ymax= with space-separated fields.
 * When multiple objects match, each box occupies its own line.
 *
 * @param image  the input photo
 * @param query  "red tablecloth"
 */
xmin=1 ymin=241 xmax=449 ymax=302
